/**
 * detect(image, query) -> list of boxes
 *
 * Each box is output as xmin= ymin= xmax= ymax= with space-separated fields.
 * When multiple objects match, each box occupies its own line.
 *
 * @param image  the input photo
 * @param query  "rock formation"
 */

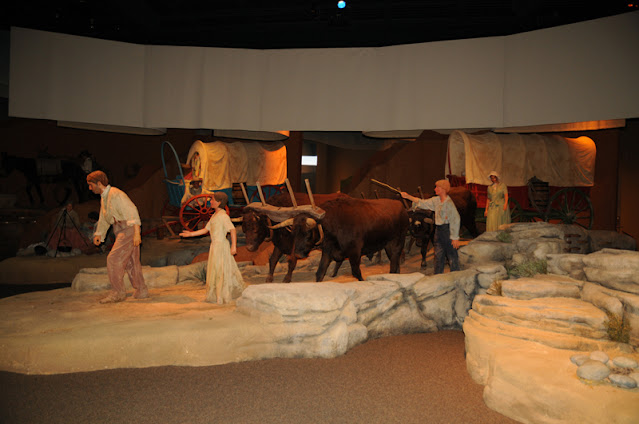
xmin=461 ymin=223 xmax=639 ymax=424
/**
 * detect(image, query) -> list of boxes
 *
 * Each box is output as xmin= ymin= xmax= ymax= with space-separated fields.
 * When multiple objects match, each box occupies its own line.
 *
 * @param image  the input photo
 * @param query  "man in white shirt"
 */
xmin=87 ymin=170 xmax=148 ymax=303
xmin=401 ymin=179 xmax=461 ymax=274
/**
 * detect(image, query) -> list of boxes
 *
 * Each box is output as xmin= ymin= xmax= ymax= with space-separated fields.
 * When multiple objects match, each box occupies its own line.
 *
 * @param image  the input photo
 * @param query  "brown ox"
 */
xmin=284 ymin=197 xmax=409 ymax=282
xmin=240 ymin=192 xmax=349 ymax=283
xmin=448 ymin=186 xmax=479 ymax=238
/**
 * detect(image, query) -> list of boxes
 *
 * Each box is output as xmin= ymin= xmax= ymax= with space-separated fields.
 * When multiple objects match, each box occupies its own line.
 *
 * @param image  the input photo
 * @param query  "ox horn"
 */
xmin=268 ymin=218 xmax=294 ymax=230
xmin=422 ymin=218 xmax=434 ymax=224
xmin=304 ymin=218 xmax=324 ymax=245
xmin=315 ymin=224 xmax=324 ymax=246
xmin=265 ymin=217 xmax=273 ymax=241
xmin=230 ymin=217 xmax=243 ymax=223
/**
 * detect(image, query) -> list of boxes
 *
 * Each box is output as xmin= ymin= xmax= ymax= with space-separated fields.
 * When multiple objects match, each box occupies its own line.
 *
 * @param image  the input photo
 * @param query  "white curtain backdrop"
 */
xmin=503 ymin=11 xmax=639 ymax=128
xmin=9 ymin=29 xmax=146 ymax=127
xmin=9 ymin=11 xmax=639 ymax=132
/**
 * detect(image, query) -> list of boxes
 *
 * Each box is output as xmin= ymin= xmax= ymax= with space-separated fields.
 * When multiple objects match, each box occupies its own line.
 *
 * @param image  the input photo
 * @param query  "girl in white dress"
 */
xmin=179 ymin=192 xmax=245 ymax=304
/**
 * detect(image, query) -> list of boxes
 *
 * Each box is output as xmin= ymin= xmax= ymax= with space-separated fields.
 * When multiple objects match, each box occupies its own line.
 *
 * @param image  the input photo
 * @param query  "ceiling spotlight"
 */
xmin=337 ymin=1 xmax=346 ymax=9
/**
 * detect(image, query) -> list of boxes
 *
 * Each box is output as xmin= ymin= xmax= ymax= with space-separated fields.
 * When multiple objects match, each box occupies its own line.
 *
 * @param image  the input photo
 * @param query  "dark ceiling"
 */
xmin=4 ymin=1 xmax=637 ymax=49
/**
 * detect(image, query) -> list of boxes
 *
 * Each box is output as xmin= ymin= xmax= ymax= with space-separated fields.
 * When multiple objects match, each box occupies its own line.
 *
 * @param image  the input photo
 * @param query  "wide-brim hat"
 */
xmin=488 ymin=171 xmax=500 ymax=179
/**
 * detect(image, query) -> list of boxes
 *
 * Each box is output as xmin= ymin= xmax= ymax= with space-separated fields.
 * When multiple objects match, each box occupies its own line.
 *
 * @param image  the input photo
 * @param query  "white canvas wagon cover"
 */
xmin=185 ymin=139 xmax=287 ymax=193
xmin=445 ymin=130 xmax=596 ymax=187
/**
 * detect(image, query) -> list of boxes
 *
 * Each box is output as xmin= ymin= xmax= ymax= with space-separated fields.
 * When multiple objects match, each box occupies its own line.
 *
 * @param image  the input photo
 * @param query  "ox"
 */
xmin=449 ymin=186 xmax=479 ymax=239
xmin=240 ymin=192 xmax=349 ymax=283
xmin=284 ymin=197 xmax=409 ymax=282
xmin=407 ymin=209 xmax=435 ymax=269
xmin=408 ymin=186 xmax=479 ymax=268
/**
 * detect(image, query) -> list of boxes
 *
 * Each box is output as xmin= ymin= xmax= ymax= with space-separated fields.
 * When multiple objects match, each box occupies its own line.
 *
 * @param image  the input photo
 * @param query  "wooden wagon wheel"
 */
xmin=544 ymin=187 xmax=594 ymax=230
xmin=180 ymin=194 xmax=215 ymax=231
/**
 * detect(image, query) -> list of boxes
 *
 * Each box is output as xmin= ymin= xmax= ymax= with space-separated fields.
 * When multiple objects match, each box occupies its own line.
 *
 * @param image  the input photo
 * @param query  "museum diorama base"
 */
xmin=0 ymin=283 xmax=263 ymax=374
xmin=1 ymin=222 xmax=638 ymax=424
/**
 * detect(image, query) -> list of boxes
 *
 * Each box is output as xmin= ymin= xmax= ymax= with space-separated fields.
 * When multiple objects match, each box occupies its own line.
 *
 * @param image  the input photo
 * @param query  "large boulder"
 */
xmin=546 ymin=253 xmax=587 ymax=280
xmin=514 ymin=237 xmax=565 ymax=260
xmin=351 ymin=274 xmax=436 ymax=337
xmin=236 ymin=283 xmax=366 ymax=358
xmin=461 ymin=222 xmax=570 ymax=267
xmin=583 ymin=249 xmax=639 ymax=295
xmin=506 ymin=221 xmax=565 ymax=240
xmin=458 ymin=241 xmax=514 ymax=267
xmin=413 ymin=269 xmax=478 ymax=328
xmin=500 ymin=274 xmax=583 ymax=300
xmin=471 ymin=294 xmax=608 ymax=340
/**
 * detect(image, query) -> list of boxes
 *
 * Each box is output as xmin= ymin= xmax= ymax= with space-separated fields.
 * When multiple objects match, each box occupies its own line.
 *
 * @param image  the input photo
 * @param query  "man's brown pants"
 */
xmin=107 ymin=222 xmax=146 ymax=294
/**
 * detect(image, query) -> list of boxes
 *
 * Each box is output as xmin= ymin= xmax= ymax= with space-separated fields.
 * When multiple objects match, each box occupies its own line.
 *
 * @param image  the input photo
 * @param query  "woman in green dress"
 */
xmin=484 ymin=171 xmax=511 ymax=232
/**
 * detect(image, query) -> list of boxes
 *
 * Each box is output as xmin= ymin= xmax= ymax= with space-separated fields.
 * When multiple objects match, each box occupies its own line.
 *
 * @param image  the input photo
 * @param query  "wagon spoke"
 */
xmin=571 ymin=201 xmax=589 ymax=213
xmin=183 ymin=215 xmax=200 ymax=226
xmin=562 ymin=195 xmax=571 ymax=213
xmin=575 ymin=214 xmax=592 ymax=229
xmin=181 ymin=211 xmax=199 ymax=219
xmin=568 ymin=193 xmax=585 ymax=212
xmin=182 ymin=215 xmax=205 ymax=231
xmin=190 ymin=201 xmax=207 ymax=213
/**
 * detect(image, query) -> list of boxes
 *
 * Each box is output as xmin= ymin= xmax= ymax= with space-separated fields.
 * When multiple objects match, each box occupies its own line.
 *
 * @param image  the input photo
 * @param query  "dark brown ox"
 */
xmin=240 ymin=192 xmax=349 ymax=283
xmin=449 ymin=186 xmax=479 ymax=239
xmin=288 ymin=197 xmax=409 ymax=282
xmin=408 ymin=186 xmax=479 ymax=268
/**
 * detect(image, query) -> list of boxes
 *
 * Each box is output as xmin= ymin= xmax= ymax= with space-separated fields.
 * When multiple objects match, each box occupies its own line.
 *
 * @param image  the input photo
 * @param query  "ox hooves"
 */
xmin=420 ymin=261 xmax=428 ymax=269
xmin=265 ymin=276 xmax=274 ymax=283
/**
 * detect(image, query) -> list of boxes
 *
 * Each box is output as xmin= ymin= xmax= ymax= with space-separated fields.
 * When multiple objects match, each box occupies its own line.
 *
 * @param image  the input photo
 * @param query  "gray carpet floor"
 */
xmin=0 ymin=331 xmax=518 ymax=424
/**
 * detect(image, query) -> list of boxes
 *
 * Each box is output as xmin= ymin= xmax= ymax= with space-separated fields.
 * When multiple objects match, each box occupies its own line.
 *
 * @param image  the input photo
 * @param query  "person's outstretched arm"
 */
xmin=179 ymin=227 xmax=209 ymax=238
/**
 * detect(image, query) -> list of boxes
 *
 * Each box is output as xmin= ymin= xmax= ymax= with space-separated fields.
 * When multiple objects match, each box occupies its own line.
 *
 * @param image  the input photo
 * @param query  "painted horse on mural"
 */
xmin=0 ymin=151 xmax=93 ymax=206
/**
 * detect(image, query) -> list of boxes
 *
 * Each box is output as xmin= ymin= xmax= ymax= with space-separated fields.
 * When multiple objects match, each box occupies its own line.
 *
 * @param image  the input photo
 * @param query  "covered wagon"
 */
xmin=162 ymin=140 xmax=287 ymax=231
xmin=445 ymin=130 xmax=596 ymax=229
